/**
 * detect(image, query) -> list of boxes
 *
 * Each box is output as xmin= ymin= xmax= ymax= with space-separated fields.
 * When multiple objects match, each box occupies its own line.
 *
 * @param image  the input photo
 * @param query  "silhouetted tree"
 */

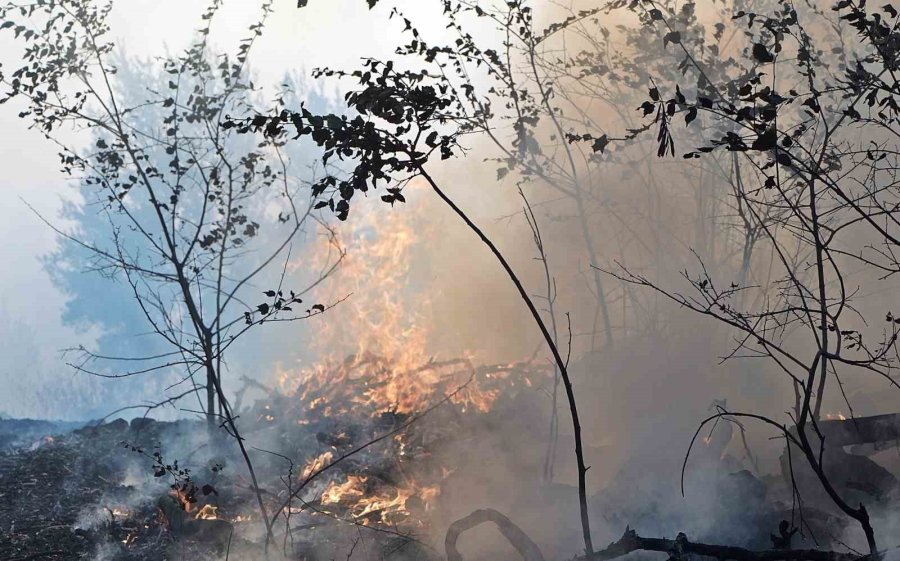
xmin=0 ymin=0 xmax=342 ymax=536
xmin=594 ymin=0 xmax=900 ymax=554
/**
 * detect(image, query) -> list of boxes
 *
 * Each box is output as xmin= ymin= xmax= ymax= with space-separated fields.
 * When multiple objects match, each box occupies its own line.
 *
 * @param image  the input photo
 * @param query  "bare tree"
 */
xmin=590 ymin=0 xmax=900 ymax=554
xmin=0 ymin=0 xmax=343 ymax=535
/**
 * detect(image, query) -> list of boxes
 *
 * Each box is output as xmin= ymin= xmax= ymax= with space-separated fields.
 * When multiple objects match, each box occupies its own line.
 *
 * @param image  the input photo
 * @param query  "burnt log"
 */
xmin=812 ymin=414 xmax=900 ymax=448
xmin=583 ymin=528 xmax=860 ymax=561
xmin=445 ymin=511 xmax=867 ymax=561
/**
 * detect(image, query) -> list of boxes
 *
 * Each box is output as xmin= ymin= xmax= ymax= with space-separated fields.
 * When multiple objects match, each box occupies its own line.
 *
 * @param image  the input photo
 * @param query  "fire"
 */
xmin=194 ymin=504 xmax=220 ymax=520
xmin=321 ymin=474 xmax=441 ymax=525
xmin=825 ymin=411 xmax=848 ymax=421
xmin=321 ymin=475 xmax=368 ymax=506
xmin=280 ymin=196 xmax=508 ymax=419
xmin=302 ymin=451 xmax=335 ymax=479
xmin=263 ymin=195 xmax=547 ymax=531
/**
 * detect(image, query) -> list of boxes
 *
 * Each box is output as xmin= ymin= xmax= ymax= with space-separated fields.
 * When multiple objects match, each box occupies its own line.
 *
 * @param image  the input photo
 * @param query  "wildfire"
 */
xmin=263 ymin=195 xmax=547 ymax=531
xmin=321 ymin=475 xmax=368 ymax=506
xmin=825 ymin=411 xmax=848 ymax=421
xmin=274 ymin=195 xmax=518 ymax=430
xmin=302 ymin=451 xmax=335 ymax=479
xmin=320 ymin=474 xmax=440 ymax=525
xmin=194 ymin=504 xmax=220 ymax=520
xmin=110 ymin=507 xmax=131 ymax=518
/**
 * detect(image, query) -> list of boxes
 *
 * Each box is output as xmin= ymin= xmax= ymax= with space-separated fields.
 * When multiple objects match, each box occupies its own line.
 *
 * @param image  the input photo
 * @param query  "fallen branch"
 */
xmin=582 ymin=528 xmax=860 ymax=561
xmin=444 ymin=512 xmax=867 ymax=561
xmin=445 ymin=509 xmax=546 ymax=561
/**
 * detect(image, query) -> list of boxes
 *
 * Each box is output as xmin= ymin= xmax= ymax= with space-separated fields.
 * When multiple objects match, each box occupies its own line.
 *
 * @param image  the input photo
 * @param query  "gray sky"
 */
xmin=0 ymin=0 xmax=448 ymax=417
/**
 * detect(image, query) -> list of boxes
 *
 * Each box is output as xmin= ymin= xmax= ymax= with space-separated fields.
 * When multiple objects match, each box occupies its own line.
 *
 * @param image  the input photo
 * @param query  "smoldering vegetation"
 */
xmin=0 ymin=0 xmax=899 ymax=561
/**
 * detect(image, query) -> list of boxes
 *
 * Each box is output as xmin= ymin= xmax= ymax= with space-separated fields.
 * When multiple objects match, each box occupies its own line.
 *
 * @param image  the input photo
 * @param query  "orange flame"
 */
xmin=280 ymin=197 xmax=503 ymax=417
xmin=272 ymin=196 xmax=543 ymax=529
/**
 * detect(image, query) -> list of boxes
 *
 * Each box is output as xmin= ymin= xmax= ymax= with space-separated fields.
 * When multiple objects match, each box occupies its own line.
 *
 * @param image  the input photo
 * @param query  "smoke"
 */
xmin=2 ymin=0 xmax=900 ymax=559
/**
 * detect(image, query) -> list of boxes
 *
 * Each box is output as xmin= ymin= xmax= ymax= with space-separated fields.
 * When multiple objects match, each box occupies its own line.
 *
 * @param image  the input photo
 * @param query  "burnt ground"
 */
xmin=0 ymin=414 xmax=443 ymax=561
xmin=0 ymin=418 xmax=216 ymax=561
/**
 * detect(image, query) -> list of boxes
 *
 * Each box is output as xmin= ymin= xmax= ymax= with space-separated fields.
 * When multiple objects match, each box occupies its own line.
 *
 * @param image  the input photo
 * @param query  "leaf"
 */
xmin=663 ymin=31 xmax=681 ymax=47
xmin=312 ymin=304 xmax=325 ymax=313
xmin=264 ymin=290 xmax=276 ymax=297
xmin=297 ymin=0 xmax=308 ymax=5
xmin=649 ymin=87 xmax=660 ymax=101
xmin=591 ymin=134 xmax=609 ymax=153
xmin=752 ymin=43 xmax=774 ymax=63
xmin=201 ymin=484 xmax=217 ymax=496
xmin=751 ymin=127 xmax=778 ymax=151
xmin=257 ymin=303 xmax=270 ymax=315
xmin=685 ymin=106 xmax=698 ymax=125
xmin=497 ymin=167 xmax=509 ymax=180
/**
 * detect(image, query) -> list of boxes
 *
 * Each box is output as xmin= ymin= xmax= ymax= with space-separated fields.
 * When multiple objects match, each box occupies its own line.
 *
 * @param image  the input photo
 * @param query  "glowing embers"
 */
xmin=194 ymin=504 xmax=220 ymax=520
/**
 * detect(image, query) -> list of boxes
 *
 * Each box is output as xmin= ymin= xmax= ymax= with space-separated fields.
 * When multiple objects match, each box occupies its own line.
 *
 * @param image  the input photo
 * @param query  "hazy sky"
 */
xmin=0 ymin=0 xmax=449 ymax=417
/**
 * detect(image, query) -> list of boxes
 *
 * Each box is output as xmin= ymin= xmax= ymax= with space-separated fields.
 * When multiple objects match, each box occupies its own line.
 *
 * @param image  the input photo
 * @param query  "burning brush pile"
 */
xmin=0 ymin=203 xmax=559 ymax=561
xmin=197 ymin=200 xmax=558 ymax=556
xmin=0 ymin=353 xmax=552 ymax=561
xmin=229 ymin=352 xmax=552 ymax=558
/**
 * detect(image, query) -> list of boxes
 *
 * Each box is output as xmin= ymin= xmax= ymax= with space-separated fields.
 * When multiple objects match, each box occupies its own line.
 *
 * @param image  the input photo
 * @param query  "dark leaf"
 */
xmin=685 ymin=106 xmax=698 ymax=125
xmin=592 ymin=134 xmax=609 ymax=153
xmin=663 ymin=31 xmax=681 ymax=46
xmin=752 ymin=43 xmax=774 ymax=63
xmin=751 ymin=127 xmax=777 ymax=151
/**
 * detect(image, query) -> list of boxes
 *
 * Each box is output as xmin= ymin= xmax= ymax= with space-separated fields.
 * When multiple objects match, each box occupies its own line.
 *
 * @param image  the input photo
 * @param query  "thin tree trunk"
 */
xmin=420 ymin=167 xmax=594 ymax=555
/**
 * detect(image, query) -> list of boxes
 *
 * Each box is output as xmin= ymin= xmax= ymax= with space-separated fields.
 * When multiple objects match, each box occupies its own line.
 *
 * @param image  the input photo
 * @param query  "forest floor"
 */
xmin=0 ymin=418 xmax=212 ymax=561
